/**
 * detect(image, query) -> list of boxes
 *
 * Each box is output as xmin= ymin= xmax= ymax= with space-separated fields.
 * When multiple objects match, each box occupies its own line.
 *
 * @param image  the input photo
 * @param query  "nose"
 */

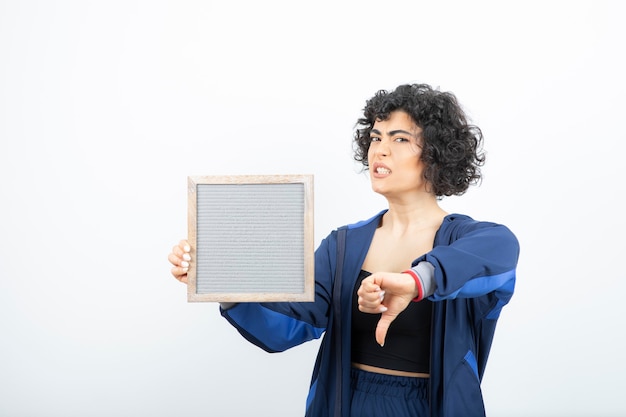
xmin=374 ymin=138 xmax=390 ymax=156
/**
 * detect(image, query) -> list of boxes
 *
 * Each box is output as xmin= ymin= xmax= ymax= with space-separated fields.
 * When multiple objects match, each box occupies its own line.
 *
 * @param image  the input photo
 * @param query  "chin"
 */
xmin=370 ymin=185 xmax=387 ymax=196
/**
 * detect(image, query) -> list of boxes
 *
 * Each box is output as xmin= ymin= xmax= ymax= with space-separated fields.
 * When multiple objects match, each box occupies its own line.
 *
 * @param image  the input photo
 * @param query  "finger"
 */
xmin=168 ymin=252 xmax=190 ymax=269
xmin=179 ymin=239 xmax=191 ymax=253
xmin=357 ymin=290 xmax=386 ymax=310
xmin=172 ymin=242 xmax=191 ymax=259
xmin=169 ymin=247 xmax=190 ymax=282
xmin=170 ymin=266 xmax=189 ymax=283
xmin=359 ymin=277 xmax=382 ymax=293
xmin=357 ymin=284 xmax=384 ymax=300
xmin=359 ymin=305 xmax=387 ymax=315
xmin=357 ymin=277 xmax=383 ymax=299
xmin=357 ymin=279 xmax=384 ymax=307
xmin=375 ymin=311 xmax=397 ymax=347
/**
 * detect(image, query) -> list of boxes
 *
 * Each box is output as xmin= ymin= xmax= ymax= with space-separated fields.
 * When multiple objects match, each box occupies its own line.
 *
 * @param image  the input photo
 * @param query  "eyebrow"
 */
xmin=370 ymin=128 xmax=417 ymax=137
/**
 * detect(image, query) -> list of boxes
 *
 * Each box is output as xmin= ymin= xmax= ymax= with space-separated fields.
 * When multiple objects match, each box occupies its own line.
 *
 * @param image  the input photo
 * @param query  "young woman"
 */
xmin=168 ymin=83 xmax=520 ymax=417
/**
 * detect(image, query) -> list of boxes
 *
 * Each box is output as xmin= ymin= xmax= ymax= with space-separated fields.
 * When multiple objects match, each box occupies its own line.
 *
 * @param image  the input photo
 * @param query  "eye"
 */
xmin=369 ymin=136 xmax=381 ymax=142
xmin=394 ymin=137 xmax=410 ymax=143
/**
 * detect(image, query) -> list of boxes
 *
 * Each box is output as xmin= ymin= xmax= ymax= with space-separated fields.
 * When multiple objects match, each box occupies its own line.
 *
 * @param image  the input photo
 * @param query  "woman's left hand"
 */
xmin=357 ymin=272 xmax=418 ymax=347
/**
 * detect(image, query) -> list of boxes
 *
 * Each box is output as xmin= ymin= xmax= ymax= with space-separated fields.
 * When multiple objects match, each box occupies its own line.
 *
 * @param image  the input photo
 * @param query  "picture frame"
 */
xmin=187 ymin=174 xmax=314 ymax=302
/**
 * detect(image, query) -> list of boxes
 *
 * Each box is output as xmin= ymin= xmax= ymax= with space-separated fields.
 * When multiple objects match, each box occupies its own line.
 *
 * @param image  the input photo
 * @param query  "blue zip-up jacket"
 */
xmin=221 ymin=211 xmax=520 ymax=417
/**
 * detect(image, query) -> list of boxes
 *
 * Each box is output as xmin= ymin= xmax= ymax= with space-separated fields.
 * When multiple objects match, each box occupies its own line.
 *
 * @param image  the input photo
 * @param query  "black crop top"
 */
xmin=351 ymin=270 xmax=432 ymax=373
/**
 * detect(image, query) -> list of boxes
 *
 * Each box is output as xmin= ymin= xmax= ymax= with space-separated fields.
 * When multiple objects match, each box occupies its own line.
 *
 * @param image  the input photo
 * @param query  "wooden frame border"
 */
xmin=187 ymin=174 xmax=314 ymax=302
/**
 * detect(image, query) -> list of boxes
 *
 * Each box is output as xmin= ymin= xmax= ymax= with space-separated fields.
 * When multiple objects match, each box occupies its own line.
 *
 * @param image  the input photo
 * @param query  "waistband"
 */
xmin=350 ymin=367 xmax=428 ymax=399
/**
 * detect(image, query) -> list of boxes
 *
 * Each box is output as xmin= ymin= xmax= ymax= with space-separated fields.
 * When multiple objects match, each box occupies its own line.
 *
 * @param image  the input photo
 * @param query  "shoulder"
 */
xmin=439 ymin=213 xmax=518 ymax=242
xmin=344 ymin=209 xmax=386 ymax=230
xmin=321 ymin=210 xmax=385 ymax=251
xmin=440 ymin=213 xmax=478 ymax=233
xmin=441 ymin=212 xmax=509 ymax=230
xmin=319 ymin=210 xmax=384 ymax=248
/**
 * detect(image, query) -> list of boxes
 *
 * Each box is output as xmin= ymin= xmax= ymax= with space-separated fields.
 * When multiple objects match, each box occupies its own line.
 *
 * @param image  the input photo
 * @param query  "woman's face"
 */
xmin=367 ymin=110 xmax=427 ymax=198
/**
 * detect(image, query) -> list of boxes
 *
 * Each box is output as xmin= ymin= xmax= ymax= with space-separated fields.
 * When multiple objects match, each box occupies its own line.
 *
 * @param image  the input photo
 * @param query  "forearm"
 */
xmin=411 ymin=223 xmax=519 ymax=300
xmin=221 ymin=302 xmax=326 ymax=353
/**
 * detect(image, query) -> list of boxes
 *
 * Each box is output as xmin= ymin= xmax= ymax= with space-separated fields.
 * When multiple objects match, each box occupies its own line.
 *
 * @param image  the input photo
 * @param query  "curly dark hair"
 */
xmin=353 ymin=83 xmax=485 ymax=197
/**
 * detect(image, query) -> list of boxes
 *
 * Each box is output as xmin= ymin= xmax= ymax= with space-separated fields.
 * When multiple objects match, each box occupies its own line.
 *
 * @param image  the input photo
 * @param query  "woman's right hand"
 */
xmin=168 ymin=239 xmax=191 ymax=284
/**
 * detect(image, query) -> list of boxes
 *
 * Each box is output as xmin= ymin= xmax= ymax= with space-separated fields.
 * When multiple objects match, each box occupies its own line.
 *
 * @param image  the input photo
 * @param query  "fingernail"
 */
xmin=184 ymin=245 xmax=190 ymax=252
xmin=181 ymin=261 xmax=189 ymax=268
xmin=182 ymin=268 xmax=188 ymax=273
xmin=380 ymin=306 xmax=388 ymax=313
xmin=379 ymin=291 xmax=385 ymax=301
xmin=183 ymin=253 xmax=191 ymax=261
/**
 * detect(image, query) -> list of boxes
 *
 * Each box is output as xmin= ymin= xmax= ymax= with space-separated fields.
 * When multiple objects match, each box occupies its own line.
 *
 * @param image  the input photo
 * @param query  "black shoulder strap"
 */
xmin=333 ymin=227 xmax=347 ymax=417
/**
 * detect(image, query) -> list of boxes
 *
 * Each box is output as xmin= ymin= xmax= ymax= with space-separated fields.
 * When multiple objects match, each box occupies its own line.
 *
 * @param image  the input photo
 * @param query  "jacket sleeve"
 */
xmin=220 ymin=231 xmax=337 ymax=353
xmin=412 ymin=219 xmax=519 ymax=305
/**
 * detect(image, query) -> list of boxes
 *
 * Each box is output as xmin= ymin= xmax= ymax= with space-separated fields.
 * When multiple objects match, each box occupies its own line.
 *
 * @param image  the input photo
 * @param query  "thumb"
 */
xmin=375 ymin=310 xmax=399 ymax=347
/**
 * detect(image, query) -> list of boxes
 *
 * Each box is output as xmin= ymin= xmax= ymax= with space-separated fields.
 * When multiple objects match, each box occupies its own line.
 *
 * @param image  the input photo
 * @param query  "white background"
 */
xmin=1 ymin=1 xmax=625 ymax=416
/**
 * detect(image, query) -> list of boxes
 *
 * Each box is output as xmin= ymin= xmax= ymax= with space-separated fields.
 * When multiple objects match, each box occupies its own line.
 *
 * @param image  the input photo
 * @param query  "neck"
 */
xmin=382 ymin=194 xmax=447 ymax=234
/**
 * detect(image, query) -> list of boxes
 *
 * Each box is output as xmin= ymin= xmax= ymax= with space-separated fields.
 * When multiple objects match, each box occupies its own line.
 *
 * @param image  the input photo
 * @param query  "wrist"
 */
xmin=403 ymin=269 xmax=424 ymax=302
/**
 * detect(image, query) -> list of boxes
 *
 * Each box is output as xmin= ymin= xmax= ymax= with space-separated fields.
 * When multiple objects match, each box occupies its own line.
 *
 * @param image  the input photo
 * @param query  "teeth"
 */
xmin=376 ymin=167 xmax=390 ymax=174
